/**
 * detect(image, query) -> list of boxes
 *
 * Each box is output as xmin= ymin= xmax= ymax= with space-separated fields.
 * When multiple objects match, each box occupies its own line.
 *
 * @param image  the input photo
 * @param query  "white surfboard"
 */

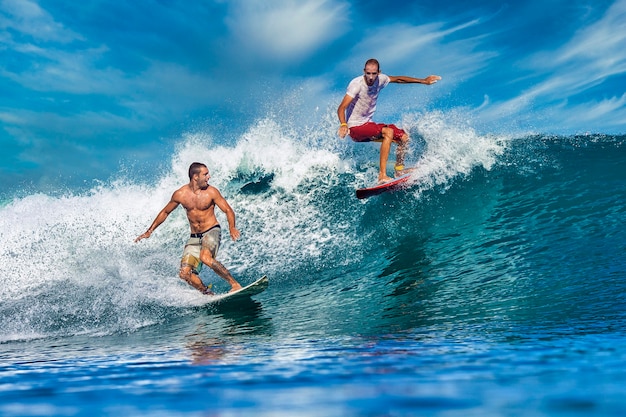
xmin=205 ymin=275 xmax=268 ymax=304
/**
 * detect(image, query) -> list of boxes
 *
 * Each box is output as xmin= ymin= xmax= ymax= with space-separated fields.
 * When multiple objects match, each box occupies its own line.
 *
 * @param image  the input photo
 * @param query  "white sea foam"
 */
xmin=400 ymin=110 xmax=507 ymax=194
xmin=0 ymin=111 xmax=507 ymax=340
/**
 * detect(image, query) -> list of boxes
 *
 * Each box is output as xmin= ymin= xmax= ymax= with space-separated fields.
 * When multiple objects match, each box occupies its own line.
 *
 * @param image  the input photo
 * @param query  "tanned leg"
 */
xmin=179 ymin=265 xmax=212 ymax=293
xmin=395 ymin=133 xmax=409 ymax=175
xmin=200 ymin=248 xmax=242 ymax=292
xmin=379 ymin=127 xmax=395 ymax=182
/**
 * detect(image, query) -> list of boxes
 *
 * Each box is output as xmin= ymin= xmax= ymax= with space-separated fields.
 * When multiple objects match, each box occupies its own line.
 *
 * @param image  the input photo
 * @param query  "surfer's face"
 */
xmin=363 ymin=64 xmax=379 ymax=86
xmin=197 ymin=168 xmax=210 ymax=189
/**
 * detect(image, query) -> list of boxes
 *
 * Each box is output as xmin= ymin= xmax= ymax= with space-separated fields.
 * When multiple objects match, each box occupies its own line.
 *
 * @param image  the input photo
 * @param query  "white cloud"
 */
xmin=511 ymin=0 xmax=626 ymax=104
xmin=0 ymin=1 xmax=124 ymax=97
xmin=0 ymin=0 xmax=81 ymax=43
xmin=1 ymin=45 xmax=130 ymax=95
xmin=344 ymin=18 xmax=496 ymax=84
xmin=561 ymin=93 xmax=626 ymax=126
xmin=2 ymin=108 xmax=140 ymax=136
xmin=225 ymin=0 xmax=349 ymax=62
xmin=554 ymin=0 xmax=626 ymax=66
xmin=0 ymin=110 xmax=24 ymax=124
xmin=472 ymin=0 xmax=626 ymax=133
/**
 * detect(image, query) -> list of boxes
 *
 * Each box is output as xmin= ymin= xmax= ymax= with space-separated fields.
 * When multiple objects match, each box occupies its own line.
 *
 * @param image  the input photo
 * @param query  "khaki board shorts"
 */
xmin=181 ymin=225 xmax=221 ymax=274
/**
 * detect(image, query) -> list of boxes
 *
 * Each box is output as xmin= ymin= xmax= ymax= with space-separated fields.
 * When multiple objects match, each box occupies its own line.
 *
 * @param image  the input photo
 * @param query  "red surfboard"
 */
xmin=355 ymin=173 xmax=412 ymax=199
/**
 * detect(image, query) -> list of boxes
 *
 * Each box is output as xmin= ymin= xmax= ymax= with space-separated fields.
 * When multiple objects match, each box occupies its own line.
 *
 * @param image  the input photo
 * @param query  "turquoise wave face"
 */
xmin=1 ymin=131 xmax=625 ymax=341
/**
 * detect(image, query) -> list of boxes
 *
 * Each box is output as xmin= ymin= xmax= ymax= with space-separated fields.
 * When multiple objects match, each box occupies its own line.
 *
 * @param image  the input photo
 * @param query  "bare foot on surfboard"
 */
xmin=228 ymin=284 xmax=243 ymax=293
xmin=395 ymin=167 xmax=416 ymax=177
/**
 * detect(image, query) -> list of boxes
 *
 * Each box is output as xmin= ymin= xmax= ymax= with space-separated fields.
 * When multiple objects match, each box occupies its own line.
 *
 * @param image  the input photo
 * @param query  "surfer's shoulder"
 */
xmin=171 ymin=184 xmax=192 ymax=201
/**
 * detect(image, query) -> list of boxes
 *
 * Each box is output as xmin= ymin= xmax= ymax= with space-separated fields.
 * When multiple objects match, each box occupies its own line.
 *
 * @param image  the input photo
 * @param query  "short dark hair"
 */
xmin=364 ymin=58 xmax=380 ymax=71
xmin=188 ymin=162 xmax=207 ymax=180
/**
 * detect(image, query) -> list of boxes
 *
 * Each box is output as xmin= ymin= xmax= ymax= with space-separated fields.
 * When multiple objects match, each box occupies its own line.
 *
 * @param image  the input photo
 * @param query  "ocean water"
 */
xmin=1 ymin=114 xmax=626 ymax=416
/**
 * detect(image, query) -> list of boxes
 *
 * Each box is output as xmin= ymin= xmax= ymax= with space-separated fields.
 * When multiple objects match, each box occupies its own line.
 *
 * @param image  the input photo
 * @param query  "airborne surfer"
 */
xmin=337 ymin=58 xmax=441 ymax=183
xmin=135 ymin=162 xmax=243 ymax=294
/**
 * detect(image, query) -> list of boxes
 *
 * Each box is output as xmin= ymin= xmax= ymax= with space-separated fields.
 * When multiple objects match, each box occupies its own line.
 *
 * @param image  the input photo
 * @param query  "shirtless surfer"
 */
xmin=135 ymin=162 xmax=243 ymax=294
xmin=337 ymin=58 xmax=441 ymax=183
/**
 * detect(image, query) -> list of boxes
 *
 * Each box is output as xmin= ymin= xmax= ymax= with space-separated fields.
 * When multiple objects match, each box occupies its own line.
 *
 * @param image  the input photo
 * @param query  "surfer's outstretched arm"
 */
xmin=388 ymin=75 xmax=441 ymax=84
xmin=135 ymin=199 xmax=179 ymax=242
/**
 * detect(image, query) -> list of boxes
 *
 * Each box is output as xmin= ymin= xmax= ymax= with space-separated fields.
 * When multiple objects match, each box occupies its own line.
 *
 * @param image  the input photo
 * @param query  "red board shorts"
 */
xmin=349 ymin=122 xmax=406 ymax=143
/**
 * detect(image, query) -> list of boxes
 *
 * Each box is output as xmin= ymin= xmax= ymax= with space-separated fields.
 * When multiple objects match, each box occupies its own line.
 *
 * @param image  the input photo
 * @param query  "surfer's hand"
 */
xmin=424 ymin=75 xmax=441 ymax=85
xmin=230 ymin=227 xmax=241 ymax=241
xmin=338 ymin=124 xmax=349 ymax=138
xmin=134 ymin=230 xmax=151 ymax=242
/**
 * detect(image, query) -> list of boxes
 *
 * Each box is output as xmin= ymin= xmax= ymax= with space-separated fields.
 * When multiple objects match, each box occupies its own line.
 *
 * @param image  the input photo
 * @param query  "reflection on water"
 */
xmin=186 ymin=337 xmax=227 ymax=365
xmin=185 ymin=297 xmax=274 ymax=364
xmin=211 ymin=297 xmax=274 ymax=336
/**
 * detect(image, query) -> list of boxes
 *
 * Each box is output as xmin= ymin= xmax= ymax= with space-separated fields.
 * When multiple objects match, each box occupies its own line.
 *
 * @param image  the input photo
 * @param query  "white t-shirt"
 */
xmin=344 ymin=73 xmax=390 ymax=128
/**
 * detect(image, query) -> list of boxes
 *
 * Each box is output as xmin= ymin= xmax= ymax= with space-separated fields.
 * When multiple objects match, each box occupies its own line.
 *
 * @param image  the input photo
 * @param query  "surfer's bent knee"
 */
xmin=179 ymin=264 xmax=193 ymax=280
xmin=181 ymin=252 xmax=201 ymax=275
xmin=381 ymin=126 xmax=394 ymax=139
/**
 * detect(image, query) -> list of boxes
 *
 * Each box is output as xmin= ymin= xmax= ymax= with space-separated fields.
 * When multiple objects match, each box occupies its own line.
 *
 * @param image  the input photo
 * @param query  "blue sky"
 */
xmin=1 ymin=0 xmax=625 ymax=191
